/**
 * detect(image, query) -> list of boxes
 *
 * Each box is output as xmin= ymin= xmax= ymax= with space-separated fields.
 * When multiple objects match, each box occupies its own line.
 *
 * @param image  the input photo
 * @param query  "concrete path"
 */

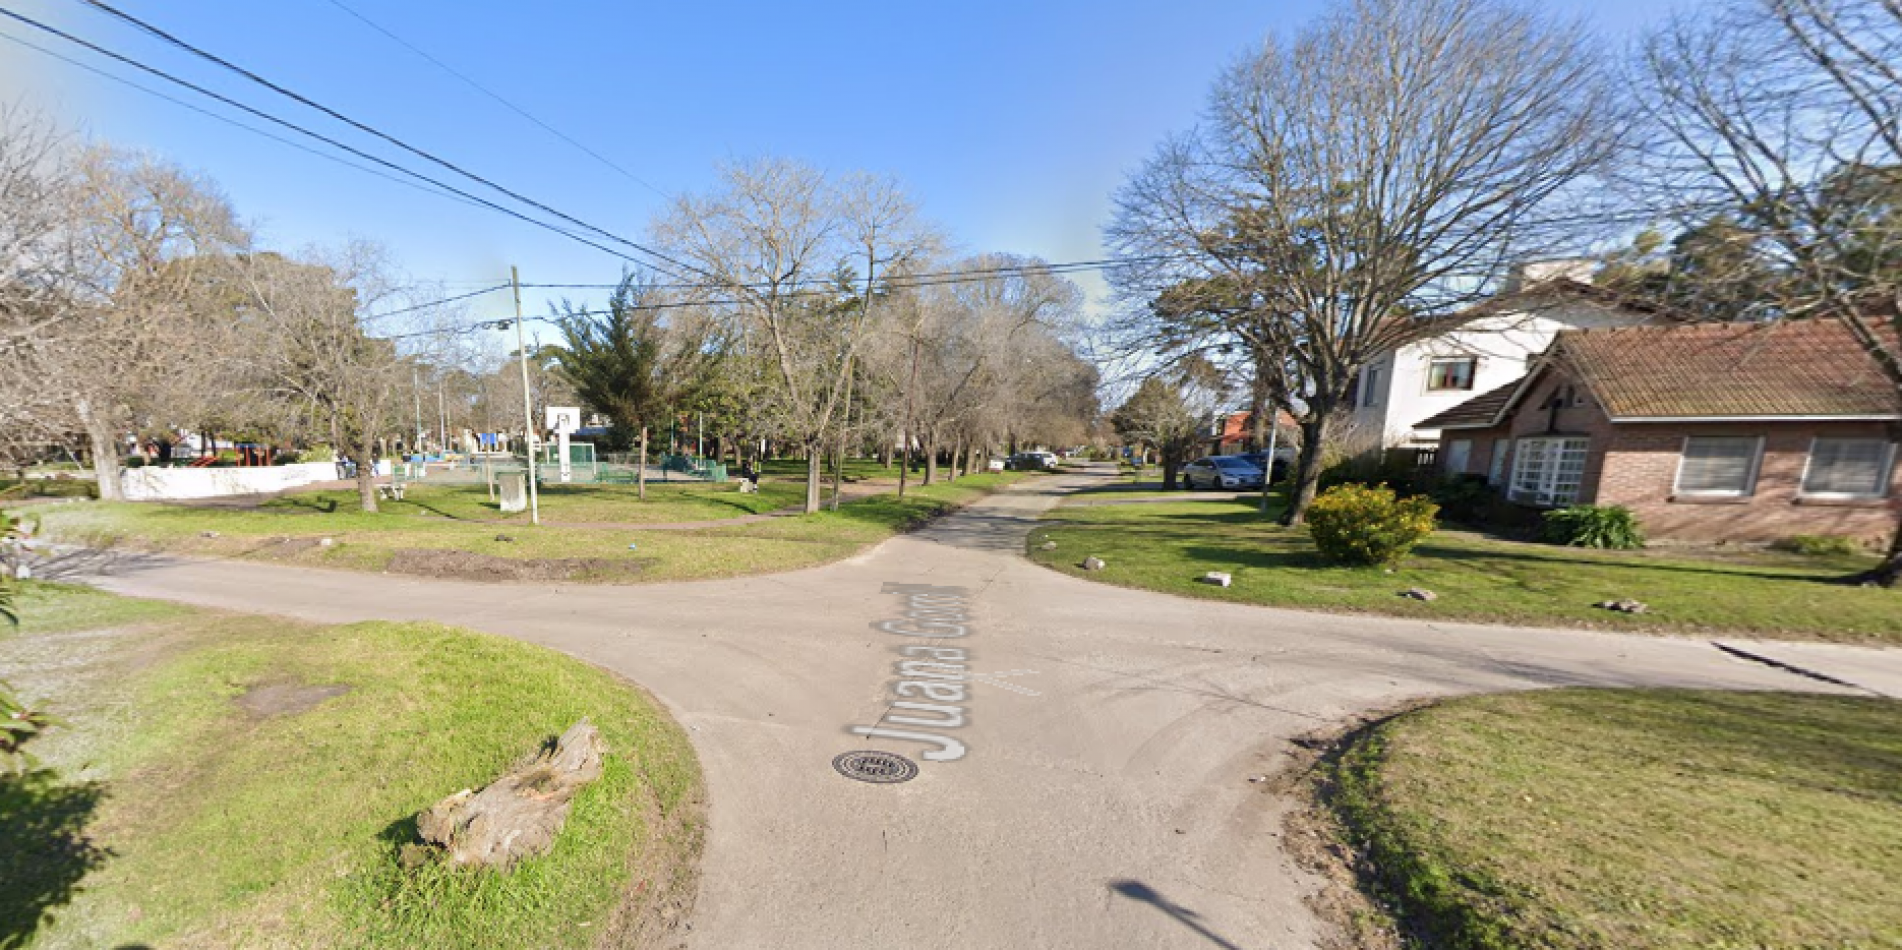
xmin=86 ymin=468 xmax=1899 ymax=950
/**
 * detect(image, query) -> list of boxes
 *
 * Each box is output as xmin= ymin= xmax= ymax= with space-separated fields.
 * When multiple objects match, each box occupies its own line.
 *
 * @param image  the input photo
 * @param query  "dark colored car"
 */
xmin=1180 ymin=455 xmax=1265 ymax=490
xmin=1235 ymin=451 xmax=1292 ymax=482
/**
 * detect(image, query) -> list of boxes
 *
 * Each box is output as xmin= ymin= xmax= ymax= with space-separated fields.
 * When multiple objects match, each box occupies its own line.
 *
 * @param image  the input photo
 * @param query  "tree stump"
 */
xmin=414 ymin=718 xmax=606 ymax=870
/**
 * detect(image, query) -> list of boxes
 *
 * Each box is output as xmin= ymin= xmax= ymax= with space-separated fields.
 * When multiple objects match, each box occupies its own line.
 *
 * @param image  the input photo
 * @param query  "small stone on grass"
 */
xmin=1200 ymin=571 xmax=1232 ymax=587
xmin=1082 ymin=556 xmax=1106 ymax=571
xmin=1399 ymin=588 xmax=1437 ymax=602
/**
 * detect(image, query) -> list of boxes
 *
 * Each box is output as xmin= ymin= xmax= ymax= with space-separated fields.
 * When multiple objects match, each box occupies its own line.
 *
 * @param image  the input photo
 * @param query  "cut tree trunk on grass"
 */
xmin=413 ymin=718 xmax=606 ymax=870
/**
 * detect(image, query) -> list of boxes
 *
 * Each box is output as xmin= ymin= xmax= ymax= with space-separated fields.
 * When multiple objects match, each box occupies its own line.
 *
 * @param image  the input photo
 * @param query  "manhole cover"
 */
xmin=833 ymin=750 xmax=919 ymax=784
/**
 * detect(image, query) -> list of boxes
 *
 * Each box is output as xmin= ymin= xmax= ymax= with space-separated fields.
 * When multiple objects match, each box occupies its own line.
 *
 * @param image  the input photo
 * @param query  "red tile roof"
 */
xmin=1419 ymin=317 xmax=1901 ymax=428
xmin=1559 ymin=318 xmax=1898 ymax=419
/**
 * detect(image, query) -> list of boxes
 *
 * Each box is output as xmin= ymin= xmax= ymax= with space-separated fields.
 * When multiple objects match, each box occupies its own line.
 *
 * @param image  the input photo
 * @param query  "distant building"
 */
xmin=1206 ymin=409 xmax=1302 ymax=455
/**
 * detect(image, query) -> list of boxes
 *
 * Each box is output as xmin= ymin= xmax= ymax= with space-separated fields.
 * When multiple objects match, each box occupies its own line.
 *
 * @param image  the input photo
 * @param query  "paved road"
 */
xmin=88 ymin=469 xmax=1899 ymax=950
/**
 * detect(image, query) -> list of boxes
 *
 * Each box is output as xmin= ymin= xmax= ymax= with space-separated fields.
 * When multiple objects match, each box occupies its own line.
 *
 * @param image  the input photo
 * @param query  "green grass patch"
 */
xmin=1323 ymin=689 xmax=1902 ymax=949
xmin=20 ymin=474 xmax=1024 ymax=585
xmin=1029 ymin=495 xmax=1900 ymax=642
xmin=0 ymin=584 xmax=700 ymax=950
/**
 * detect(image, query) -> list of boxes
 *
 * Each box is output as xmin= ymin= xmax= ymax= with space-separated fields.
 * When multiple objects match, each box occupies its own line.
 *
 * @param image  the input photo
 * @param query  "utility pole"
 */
xmin=513 ymin=266 xmax=540 ymax=525
xmin=412 ymin=365 xmax=424 ymax=452
xmin=437 ymin=381 xmax=446 ymax=452
xmin=1260 ymin=409 xmax=1281 ymax=514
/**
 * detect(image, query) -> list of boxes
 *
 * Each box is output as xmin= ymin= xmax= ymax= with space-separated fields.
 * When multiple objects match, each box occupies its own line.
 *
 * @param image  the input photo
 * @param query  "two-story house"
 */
xmin=1345 ymin=261 xmax=1672 ymax=451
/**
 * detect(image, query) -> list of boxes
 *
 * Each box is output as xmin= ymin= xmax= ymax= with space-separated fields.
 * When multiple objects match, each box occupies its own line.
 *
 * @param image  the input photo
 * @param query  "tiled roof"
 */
xmin=1416 ymin=317 xmax=1901 ymax=428
xmin=1415 ymin=379 xmax=1523 ymax=430
xmin=1555 ymin=318 xmax=1899 ymax=419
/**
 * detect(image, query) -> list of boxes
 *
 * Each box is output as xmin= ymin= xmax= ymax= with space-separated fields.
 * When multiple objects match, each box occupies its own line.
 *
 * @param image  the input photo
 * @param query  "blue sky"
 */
xmin=3 ymin=0 xmax=1694 ymax=329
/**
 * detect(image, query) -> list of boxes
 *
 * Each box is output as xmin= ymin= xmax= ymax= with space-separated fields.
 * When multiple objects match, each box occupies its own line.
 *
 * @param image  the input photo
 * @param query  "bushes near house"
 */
xmin=1306 ymin=483 xmax=1439 ymax=566
xmin=1541 ymin=504 xmax=1645 ymax=550
xmin=1773 ymin=534 xmax=1864 ymax=557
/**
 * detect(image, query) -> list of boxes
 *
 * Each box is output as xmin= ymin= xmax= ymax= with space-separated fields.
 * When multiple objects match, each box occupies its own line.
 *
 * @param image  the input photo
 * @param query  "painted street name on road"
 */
xmin=849 ymin=582 xmax=978 ymax=762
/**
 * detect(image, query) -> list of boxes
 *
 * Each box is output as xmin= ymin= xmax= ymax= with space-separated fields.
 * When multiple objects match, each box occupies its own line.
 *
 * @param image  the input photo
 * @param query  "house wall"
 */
xmin=1596 ymin=422 xmax=1902 ymax=546
xmin=1353 ymin=295 xmax=1662 ymax=448
xmin=1436 ymin=370 xmax=1902 ymax=546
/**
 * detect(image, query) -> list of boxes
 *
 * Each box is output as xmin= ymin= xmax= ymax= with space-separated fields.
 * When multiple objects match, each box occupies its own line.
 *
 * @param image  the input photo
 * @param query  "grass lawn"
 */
xmin=19 ymin=473 xmax=1025 ymax=584
xmin=1029 ymin=495 xmax=1902 ymax=642
xmin=1322 ymin=688 xmax=1902 ymax=949
xmin=276 ymin=478 xmax=810 ymax=524
xmin=0 ymin=582 xmax=701 ymax=950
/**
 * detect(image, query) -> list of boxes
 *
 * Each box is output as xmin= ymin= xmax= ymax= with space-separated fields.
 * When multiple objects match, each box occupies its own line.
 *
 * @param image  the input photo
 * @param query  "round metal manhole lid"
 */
xmin=833 ymin=750 xmax=920 ymax=784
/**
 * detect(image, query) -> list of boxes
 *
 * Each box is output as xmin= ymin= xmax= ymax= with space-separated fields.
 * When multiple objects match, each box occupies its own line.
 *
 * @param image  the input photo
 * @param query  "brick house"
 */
xmin=1418 ymin=319 xmax=1902 ymax=546
xmin=1207 ymin=409 xmax=1302 ymax=454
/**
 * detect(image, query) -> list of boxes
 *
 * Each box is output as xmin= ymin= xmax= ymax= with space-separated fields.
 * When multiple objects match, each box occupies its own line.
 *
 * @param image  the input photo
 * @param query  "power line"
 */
xmin=73 ymin=0 xmax=709 ymax=282
xmin=516 ymin=253 xmax=1201 ymax=293
xmin=0 ymin=26 xmax=492 ymax=213
xmin=363 ymin=283 xmax=511 ymax=322
xmin=317 ymin=0 xmax=670 ymax=201
xmin=0 ymin=4 xmax=654 ymax=268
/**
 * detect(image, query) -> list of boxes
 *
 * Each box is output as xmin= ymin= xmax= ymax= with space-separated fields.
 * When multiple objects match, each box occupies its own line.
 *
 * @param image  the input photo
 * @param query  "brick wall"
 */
xmin=1598 ymin=421 xmax=1901 ymax=546
xmin=1434 ymin=367 xmax=1902 ymax=545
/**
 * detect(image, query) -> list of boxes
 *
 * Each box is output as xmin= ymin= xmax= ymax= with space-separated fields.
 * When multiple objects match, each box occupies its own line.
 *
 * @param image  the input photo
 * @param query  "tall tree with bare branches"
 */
xmin=655 ymin=159 xmax=938 ymax=512
xmin=1634 ymin=0 xmax=1902 ymax=584
xmin=1107 ymin=0 xmax=1621 ymax=523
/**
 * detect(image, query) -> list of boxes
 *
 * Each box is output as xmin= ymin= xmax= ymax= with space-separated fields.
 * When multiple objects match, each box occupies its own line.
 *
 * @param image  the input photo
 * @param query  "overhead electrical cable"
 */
xmin=317 ymin=0 xmax=670 ymax=200
xmin=0 ymin=27 xmax=496 ymax=212
xmin=72 ymin=0 xmax=711 ymax=283
xmin=0 ymin=4 xmax=656 ymax=268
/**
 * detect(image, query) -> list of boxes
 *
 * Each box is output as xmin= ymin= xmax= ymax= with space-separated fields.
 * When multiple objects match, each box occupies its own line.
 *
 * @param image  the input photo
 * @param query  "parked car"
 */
xmin=986 ymin=457 xmax=1007 ymax=472
xmin=1005 ymin=452 xmax=1052 ymax=471
xmin=1235 ymin=451 xmax=1293 ymax=482
xmin=1181 ymin=455 xmax=1266 ymax=490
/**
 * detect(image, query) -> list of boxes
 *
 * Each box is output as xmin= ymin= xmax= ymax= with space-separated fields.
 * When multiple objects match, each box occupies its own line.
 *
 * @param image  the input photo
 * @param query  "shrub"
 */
xmin=1306 ymin=483 xmax=1439 ymax=566
xmin=1772 ymin=534 xmax=1862 ymax=556
xmin=1428 ymin=476 xmax=1495 ymax=524
xmin=1541 ymin=505 xmax=1645 ymax=550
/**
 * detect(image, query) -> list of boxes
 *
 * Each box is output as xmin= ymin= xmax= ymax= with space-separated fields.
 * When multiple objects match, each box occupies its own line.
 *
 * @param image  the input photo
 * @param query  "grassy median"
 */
xmin=0 ymin=582 xmax=701 ymax=950
xmin=21 ymin=473 xmax=1023 ymax=584
xmin=1321 ymin=689 xmax=1902 ymax=949
xmin=1030 ymin=495 xmax=1900 ymax=642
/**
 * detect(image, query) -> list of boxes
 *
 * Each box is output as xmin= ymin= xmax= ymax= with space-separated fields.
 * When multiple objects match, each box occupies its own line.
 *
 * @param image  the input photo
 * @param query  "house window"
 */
xmin=1674 ymin=436 xmax=1763 ymax=496
xmin=1509 ymin=436 xmax=1589 ymax=506
xmin=1802 ymin=439 xmax=1895 ymax=497
xmin=1443 ymin=439 xmax=1472 ymax=473
xmin=1488 ymin=439 xmax=1509 ymax=486
xmin=1361 ymin=367 xmax=1382 ymax=408
xmin=1426 ymin=357 xmax=1478 ymax=392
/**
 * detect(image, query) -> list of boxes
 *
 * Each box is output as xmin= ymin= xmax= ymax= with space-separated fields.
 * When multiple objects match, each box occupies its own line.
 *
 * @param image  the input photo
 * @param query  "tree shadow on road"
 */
xmin=0 ymin=769 xmax=111 ymax=946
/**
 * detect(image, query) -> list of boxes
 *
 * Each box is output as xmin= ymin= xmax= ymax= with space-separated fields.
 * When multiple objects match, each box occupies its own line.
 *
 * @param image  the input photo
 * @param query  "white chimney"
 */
xmin=1505 ymin=258 xmax=1595 ymax=292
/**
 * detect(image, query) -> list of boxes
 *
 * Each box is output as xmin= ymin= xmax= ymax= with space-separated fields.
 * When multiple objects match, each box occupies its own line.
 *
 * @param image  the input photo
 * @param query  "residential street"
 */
xmin=88 ymin=467 xmax=1900 ymax=950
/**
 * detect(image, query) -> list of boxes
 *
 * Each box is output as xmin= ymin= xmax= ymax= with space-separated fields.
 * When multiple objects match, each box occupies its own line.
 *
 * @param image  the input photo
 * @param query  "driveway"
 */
xmin=87 ymin=469 xmax=1899 ymax=949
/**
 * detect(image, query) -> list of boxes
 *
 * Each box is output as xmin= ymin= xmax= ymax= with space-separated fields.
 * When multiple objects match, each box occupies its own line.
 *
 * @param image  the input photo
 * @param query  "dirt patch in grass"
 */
xmin=384 ymin=548 xmax=653 ymax=583
xmin=237 ymin=681 xmax=352 ymax=719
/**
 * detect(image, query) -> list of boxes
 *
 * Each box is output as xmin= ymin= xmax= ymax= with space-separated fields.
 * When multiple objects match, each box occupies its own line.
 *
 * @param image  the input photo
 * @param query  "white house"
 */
xmin=1345 ymin=261 xmax=1671 ymax=450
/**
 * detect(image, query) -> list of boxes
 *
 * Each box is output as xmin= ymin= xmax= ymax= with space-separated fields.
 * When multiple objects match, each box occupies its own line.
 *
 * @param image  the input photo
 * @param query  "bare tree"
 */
xmin=1635 ymin=0 xmax=1902 ymax=584
xmin=655 ymin=159 xmax=938 ymax=512
xmin=0 ymin=104 xmax=74 ymax=465
xmin=53 ymin=145 xmax=248 ymax=498
xmin=1107 ymin=0 xmax=1621 ymax=522
xmin=238 ymin=243 xmax=407 ymax=512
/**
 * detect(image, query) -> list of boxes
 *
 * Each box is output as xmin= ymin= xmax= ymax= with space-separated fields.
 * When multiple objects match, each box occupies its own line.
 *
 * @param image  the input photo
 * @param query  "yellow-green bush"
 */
xmin=1305 ymin=483 xmax=1438 ymax=566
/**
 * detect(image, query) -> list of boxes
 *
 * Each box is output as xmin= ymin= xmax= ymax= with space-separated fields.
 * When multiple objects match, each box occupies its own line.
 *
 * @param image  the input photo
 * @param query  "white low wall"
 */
xmin=121 ymin=462 xmax=341 ymax=501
